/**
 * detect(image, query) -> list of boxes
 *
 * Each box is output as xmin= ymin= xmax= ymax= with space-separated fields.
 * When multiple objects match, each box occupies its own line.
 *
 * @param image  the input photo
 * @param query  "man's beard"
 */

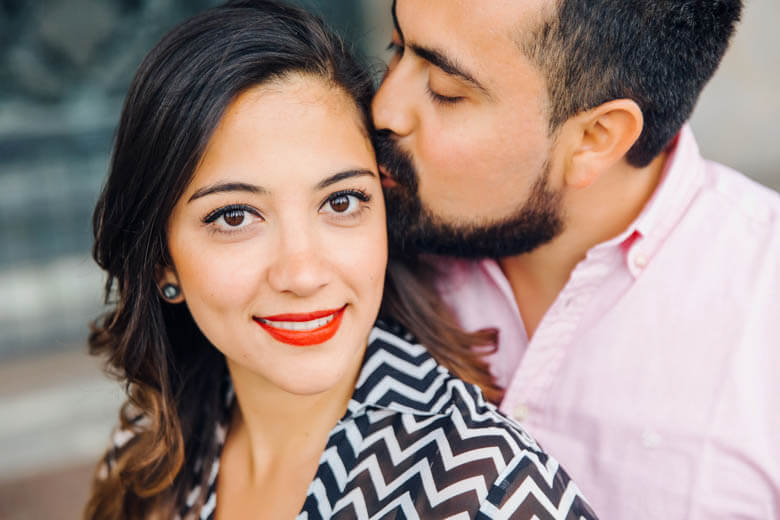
xmin=375 ymin=133 xmax=565 ymax=260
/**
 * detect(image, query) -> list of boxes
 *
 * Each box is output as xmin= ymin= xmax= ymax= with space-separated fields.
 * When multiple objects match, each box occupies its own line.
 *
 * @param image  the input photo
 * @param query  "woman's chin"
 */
xmin=269 ymin=362 xmax=356 ymax=397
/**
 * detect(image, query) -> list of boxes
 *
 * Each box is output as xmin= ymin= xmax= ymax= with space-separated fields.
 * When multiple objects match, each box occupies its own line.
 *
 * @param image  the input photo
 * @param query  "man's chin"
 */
xmin=376 ymin=133 xmax=563 ymax=259
xmin=385 ymin=195 xmax=564 ymax=260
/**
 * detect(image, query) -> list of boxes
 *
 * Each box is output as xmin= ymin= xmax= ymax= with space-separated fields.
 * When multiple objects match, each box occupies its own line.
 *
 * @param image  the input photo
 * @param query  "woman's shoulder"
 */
xmin=365 ymin=319 xmax=546 ymax=459
xmin=369 ymin=320 xmax=526 ymax=429
xmin=368 ymin=319 xmax=535 ymax=437
xmin=352 ymin=320 xmax=598 ymax=518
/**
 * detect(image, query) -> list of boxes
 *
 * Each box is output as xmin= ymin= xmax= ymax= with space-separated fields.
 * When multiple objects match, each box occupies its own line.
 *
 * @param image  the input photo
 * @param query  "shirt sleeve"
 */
xmin=475 ymin=449 xmax=599 ymax=519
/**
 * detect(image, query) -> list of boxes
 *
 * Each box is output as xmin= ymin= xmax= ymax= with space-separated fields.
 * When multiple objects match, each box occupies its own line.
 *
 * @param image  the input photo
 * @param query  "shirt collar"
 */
xmin=343 ymin=320 xmax=461 ymax=420
xmin=597 ymin=124 xmax=707 ymax=253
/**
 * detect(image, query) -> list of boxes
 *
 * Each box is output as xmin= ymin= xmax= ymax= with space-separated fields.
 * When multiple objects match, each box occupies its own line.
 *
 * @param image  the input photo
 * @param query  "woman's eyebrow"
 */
xmin=315 ymin=169 xmax=375 ymax=190
xmin=188 ymin=182 xmax=266 ymax=202
xmin=187 ymin=170 xmax=374 ymax=202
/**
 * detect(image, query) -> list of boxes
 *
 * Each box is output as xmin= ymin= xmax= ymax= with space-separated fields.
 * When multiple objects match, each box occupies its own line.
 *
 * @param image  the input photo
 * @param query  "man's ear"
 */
xmin=563 ymin=99 xmax=643 ymax=189
xmin=156 ymin=265 xmax=185 ymax=303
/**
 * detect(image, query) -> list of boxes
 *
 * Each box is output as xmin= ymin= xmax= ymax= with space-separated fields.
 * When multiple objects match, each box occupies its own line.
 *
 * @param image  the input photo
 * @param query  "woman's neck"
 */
xmin=224 ymin=353 xmax=360 ymax=483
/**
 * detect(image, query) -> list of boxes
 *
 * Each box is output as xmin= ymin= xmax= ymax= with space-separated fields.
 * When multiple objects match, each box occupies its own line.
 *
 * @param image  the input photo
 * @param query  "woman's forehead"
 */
xmin=185 ymin=77 xmax=375 ymax=197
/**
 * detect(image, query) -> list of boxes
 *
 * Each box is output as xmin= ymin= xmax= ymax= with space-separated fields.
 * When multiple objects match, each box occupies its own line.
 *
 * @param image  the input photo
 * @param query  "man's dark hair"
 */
xmin=521 ymin=0 xmax=743 ymax=167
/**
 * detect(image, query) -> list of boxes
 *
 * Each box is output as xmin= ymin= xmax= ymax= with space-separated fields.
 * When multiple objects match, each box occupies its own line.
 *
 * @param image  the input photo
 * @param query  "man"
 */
xmin=372 ymin=0 xmax=780 ymax=518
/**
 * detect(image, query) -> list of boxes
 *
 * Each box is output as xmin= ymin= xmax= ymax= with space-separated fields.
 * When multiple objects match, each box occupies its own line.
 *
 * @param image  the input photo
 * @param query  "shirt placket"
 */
xmin=502 ymin=249 xmax=618 ymax=423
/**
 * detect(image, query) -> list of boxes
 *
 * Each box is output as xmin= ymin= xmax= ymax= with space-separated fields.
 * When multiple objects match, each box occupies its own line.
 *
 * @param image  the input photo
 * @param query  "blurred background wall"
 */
xmin=0 ymin=0 xmax=777 ymax=518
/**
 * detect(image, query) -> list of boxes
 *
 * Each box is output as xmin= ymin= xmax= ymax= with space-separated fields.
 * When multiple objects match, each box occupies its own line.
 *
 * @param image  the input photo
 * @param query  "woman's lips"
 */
xmin=254 ymin=305 xmax=347 ymax=346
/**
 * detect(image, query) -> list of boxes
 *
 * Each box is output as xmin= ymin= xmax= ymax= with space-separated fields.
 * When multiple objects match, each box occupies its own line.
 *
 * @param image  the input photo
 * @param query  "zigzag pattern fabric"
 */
xmin=184 ymin=320 xmax=597 ymax=519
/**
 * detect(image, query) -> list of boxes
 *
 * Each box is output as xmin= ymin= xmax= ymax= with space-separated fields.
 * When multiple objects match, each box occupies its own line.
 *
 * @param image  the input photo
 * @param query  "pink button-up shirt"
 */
xmin=435 ymin=126 xmax=780 ymax=518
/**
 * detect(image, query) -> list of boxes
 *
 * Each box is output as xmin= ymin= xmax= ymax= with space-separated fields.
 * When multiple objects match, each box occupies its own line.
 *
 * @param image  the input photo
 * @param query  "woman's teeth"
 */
xmin=258 ymin=313 xmax=336 ymax=331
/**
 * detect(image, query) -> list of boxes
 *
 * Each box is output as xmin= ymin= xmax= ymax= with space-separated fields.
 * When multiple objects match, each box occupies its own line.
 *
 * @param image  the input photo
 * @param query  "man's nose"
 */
xmin=372 ymin=64 xmax=417 ymax=138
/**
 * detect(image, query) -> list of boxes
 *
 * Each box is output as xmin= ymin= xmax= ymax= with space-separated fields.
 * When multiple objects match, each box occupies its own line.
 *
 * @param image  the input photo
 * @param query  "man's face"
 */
xmin=373 ymin=0 xmax=564 ymax=258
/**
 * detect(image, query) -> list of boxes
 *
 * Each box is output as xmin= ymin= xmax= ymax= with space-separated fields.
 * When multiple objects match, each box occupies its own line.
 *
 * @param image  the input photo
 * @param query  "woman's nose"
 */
xmin=266 ymin=230 xmax=331 ymax=298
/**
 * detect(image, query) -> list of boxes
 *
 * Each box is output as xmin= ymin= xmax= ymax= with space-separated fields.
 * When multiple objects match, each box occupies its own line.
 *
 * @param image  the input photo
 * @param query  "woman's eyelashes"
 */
xmin=203 ymin=204 xmax=263 ymax=235
xmin=201 ymin=189 xmax=372 ymax=235
xmin=319 ymin=189 xmax=372 ymax=223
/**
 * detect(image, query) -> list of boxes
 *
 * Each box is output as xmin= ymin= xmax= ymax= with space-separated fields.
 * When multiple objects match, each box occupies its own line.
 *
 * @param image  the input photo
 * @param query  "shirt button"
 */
xmin=641 ymin=431 xmax=662 ymax=449
xmin=513 ymin=403 xmax=529 ymax=422
xmin=633 ymin=252 xmax=649 ymax=269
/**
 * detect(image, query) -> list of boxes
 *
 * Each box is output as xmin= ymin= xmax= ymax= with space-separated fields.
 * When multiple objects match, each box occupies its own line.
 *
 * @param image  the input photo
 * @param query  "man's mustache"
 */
xmin=373 ymin=131 xmax=419 ymax=193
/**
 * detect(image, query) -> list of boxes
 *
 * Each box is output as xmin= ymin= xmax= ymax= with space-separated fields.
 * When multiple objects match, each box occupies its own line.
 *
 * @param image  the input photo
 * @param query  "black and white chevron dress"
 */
xmin=180 ymin=320 xmax=597 ymax=519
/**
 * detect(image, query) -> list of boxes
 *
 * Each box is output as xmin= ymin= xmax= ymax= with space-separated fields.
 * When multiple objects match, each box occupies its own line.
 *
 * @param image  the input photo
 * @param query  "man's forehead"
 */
xmin=393 ymin=0 xmax=555 ymax=63
xmin=393 ymin=1 xmax=517 ymax=55
xmin=393 ymin=0 xmax=550 ymax=34
xmin=392 ymin=0 xmax=544 ymax=84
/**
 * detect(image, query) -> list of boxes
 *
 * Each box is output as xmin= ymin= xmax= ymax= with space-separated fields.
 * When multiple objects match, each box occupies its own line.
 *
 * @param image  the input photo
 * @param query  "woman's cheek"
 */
xmin=327 ymin=223 xmax=385 ymax=288
xmin=357 ymin=225 xmax=388 ymax=296
xmin=178 ymin=240 xmax=266 ymax=311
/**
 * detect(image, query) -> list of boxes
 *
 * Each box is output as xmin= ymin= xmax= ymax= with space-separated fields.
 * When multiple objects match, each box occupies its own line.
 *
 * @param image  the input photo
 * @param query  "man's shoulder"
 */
xmin=701 ymin=160 xmax=780 ymax=231
xmin=683 ymin=161 xmax=780 ymax=284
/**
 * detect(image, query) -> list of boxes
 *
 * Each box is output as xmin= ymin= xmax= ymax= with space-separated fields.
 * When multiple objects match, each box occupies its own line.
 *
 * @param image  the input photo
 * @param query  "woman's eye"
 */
xmin=325 ymin=194 xmax=359 ymax=214
xmin=203 ymin=204 xmax=262 ymax=234
xmin=320 ymin=190 xmax=371 ymax=219
xmin=222 ymin=209 xmax=246 ymax=227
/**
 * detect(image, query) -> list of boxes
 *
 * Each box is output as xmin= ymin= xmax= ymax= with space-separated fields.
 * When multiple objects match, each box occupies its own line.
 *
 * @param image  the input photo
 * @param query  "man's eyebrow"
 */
xmin=188 ymin=182 xmax=266 ymax=202
xmin=315 ymin=169 xmax=375 ymax=190
xmin=391 ymin=1 xmax=489 ymax=96
xmin=409 ymin=44 xmax=488 ymax=95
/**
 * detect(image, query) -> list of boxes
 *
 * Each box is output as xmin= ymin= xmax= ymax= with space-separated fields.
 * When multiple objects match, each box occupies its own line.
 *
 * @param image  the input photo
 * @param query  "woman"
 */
xmin=85 ymin=1 xmax=597 ymax=518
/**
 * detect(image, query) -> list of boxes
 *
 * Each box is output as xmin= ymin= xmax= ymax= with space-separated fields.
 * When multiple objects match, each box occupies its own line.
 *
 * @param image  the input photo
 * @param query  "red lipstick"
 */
xmin=253 ymin=305 xmax=346 ymax=347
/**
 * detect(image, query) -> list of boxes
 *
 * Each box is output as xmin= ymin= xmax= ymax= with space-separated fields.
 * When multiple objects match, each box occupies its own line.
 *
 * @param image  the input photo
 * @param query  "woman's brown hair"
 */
xmin=85 ymin=1 xmax=499 ymax=518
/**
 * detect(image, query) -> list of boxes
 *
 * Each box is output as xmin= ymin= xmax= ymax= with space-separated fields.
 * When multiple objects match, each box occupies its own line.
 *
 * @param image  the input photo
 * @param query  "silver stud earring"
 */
xmin=161 ymin=283 xmax=181 ymax=300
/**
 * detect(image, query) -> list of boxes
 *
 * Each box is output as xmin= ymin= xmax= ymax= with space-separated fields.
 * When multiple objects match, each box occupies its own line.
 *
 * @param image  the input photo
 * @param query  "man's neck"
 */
xmin=500 ymin=152 xmax=667 ymax=338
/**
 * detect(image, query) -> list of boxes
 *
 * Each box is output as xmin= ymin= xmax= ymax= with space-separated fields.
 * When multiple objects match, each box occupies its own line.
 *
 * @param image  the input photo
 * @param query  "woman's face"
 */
xmin=164 ymin=75 xmax=387 ymax=396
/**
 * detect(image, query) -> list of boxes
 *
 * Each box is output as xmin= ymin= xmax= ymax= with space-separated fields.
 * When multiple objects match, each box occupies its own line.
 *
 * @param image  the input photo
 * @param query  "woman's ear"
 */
xmin=156 ymin=265 xmax=185 ymax=303
xmin=563 ymin=99 xmax=644 ymax=189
